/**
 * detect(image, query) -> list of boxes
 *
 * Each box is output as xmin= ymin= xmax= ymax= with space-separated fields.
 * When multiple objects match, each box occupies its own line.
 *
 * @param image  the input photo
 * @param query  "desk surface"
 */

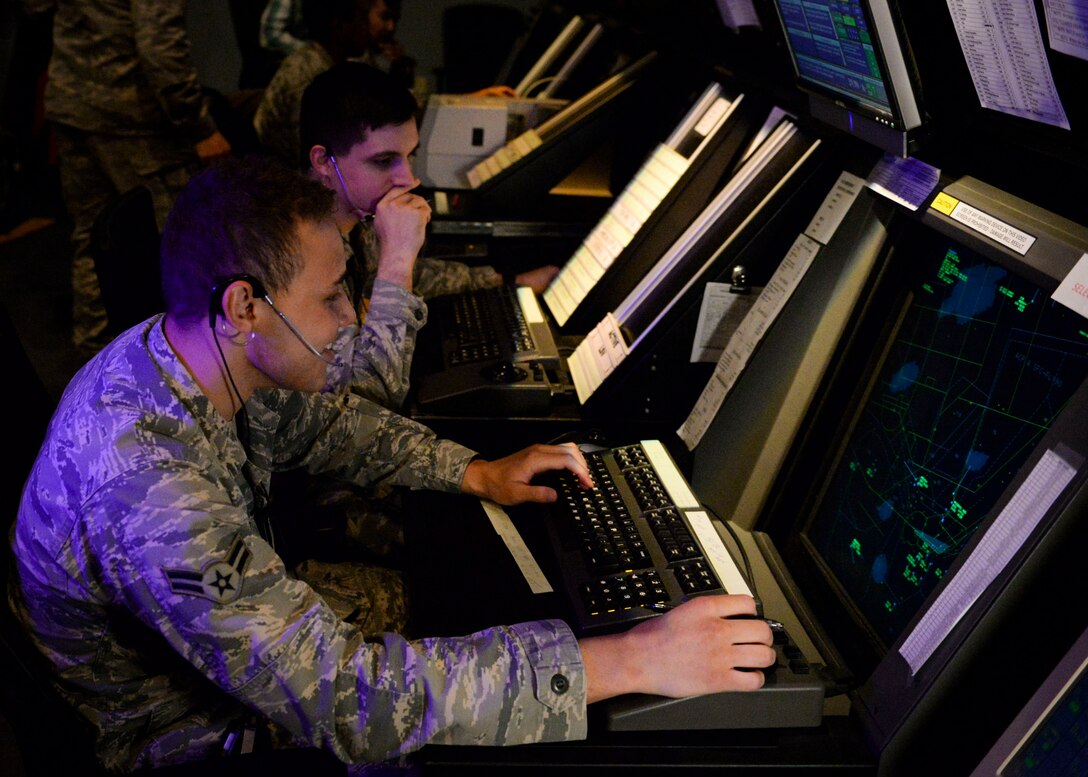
xmin=402 ymin=489 xmax=877 ymax=774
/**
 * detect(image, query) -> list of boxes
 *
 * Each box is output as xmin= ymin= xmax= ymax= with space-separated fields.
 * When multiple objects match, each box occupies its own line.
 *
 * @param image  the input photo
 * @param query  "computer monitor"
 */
xmin=751 ymin=177 xmax=1088 ymax=772
xmin=614 ymin=116 xmax=823 ymax=347
xmin=769 ymin=0 xmax=925 ymax=156
xmin=793 ymin=214 xmax=1088 ymax=664
xmin=970 ymin=623 xmax=1088 ymax=776
xmin=541 ymin=82 xmax=770 ymax=334
xmin=565 ymin=116 xmax=838 ymax=424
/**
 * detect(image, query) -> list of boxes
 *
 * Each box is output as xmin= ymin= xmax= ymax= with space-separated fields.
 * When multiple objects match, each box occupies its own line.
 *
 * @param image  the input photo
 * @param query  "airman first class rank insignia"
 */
xmin=163 ymin=535 xmax=252 ymax=604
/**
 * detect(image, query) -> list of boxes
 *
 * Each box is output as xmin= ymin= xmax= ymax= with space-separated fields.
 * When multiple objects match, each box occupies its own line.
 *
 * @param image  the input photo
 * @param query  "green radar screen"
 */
xmin=807 ymin=237 xmax=1088 ymax=646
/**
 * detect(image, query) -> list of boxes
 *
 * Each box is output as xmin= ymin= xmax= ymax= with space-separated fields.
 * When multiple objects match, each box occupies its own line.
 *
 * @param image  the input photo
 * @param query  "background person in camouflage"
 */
xmin=9 ymin=156 xmax=775 ymax=772
xmin=255 ymin=0 xmax=405 ymax=168
xmin=45 ymin=0 xmax=233 ymax=358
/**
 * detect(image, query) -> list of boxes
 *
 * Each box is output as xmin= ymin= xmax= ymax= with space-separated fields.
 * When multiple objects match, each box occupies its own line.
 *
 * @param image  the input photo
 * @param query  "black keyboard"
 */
xmin=431 ymin=285 xmax=558 ymax=367
xmin=444 ymin=285 xmax=533 ymax=364
xmin=411 ymin=284 xmax=565 ymax=416
xmin=542 ymin=440 xmax=828 ymax=730
xmin=544 ymin=441 xmax=739 ymax=634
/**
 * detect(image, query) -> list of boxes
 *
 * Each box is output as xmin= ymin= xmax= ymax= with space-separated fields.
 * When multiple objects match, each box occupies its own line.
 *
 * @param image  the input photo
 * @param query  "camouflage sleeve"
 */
xmin=258 ymin=0 xmax=308 ymax=54
xmin=352 ymin=225 xmax=502 ymax=301
xmin=253 ymin=389 xmax=476 ymax=494
xmin=86 ymin=465 xmax=587 ymax=763
xmin=412 ymin=256 xmax=503 ymax=300
xmin=131 ymin=0 xmax=218 ymax=140
xmin=323 ymin=279 xmax=427 ymax=409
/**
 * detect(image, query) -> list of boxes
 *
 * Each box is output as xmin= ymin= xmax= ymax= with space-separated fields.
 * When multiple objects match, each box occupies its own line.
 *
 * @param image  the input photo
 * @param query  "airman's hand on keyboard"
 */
xmin=461 ymin=442 xmax=593 ymax=505
xmin=579 ymin=594 xmax=776 ymax=703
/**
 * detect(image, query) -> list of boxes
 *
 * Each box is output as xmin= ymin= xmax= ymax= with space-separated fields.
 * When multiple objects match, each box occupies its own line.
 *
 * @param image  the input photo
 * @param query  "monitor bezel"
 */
xmin=770 ymin=0 xmax=924 ymax=155
xmin=969 ymin=623 xmax=1088 ymax=776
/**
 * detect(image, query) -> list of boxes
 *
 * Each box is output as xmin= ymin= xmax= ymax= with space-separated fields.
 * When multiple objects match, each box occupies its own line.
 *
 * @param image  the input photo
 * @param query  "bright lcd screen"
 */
xmin=776 ymin=0 xmax=895 ymax=120
xmin=806 ymin=230 xmax=1088 ymax=646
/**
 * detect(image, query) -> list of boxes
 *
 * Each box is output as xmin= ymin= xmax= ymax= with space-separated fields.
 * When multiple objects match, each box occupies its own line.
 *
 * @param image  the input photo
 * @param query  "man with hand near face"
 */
xmin=302 ymin=61 xmax=559 ymax=307
xmin=300 ymin=60 xmax=561 ymax=412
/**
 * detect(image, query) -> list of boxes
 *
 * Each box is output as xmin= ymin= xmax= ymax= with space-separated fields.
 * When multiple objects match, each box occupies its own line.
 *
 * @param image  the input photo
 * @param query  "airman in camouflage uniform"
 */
xmin=300 ymin=62 xmax=505 ymax=564
xmin=295 ymin=61 xmax=560 ymax=579
xmin=8 ymin=314 xmax=586 ymax=770
xmin=8 ymin=158 xmax=588 ymax=771
xmin=45 ymin=0 xmax=233 ymax=357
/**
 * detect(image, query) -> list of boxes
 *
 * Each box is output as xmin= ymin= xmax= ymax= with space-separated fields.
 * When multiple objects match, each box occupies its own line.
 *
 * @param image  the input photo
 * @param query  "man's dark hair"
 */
xmin=299 ymin=60 xmax=418 ymax=166
xmin=160 ymin=157 xmax=336 ymax=325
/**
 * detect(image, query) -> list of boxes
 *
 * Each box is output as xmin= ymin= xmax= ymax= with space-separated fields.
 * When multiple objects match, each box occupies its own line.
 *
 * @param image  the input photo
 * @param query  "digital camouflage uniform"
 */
xmin=325 ymin=276 xmax=425 ymax=407
xmin=9 ymin=315 xmax=587 ymax=772
xmin=253 ymin=39 xmax=336 ymax=167
xmin=322 ymin=228 xmax=501 ymax=557
xmin=349 ymin=221 xmax=503 ymax=303
xmin=300 ymin=275 xmax=427 ymax=561
xmin=46 ymin=0 xmax=218 ymax=356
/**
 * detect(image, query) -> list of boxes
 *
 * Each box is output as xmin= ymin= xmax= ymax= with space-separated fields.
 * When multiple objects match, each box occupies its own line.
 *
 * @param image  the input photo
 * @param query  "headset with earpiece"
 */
xmin=208 ymin=274 xmax=340 ymax=365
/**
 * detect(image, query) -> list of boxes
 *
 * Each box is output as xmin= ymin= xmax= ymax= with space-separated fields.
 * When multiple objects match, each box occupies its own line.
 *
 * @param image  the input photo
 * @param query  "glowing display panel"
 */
xmin=806 ymin=230 xmax=1088 ymax=645
xmin=776 ymin=0 xmax=894 ymax=119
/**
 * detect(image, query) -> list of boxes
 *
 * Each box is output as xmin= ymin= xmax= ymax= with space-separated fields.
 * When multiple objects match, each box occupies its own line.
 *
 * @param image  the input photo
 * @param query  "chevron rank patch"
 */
xmin=163 ymin=534 xmax=252 ymax=604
